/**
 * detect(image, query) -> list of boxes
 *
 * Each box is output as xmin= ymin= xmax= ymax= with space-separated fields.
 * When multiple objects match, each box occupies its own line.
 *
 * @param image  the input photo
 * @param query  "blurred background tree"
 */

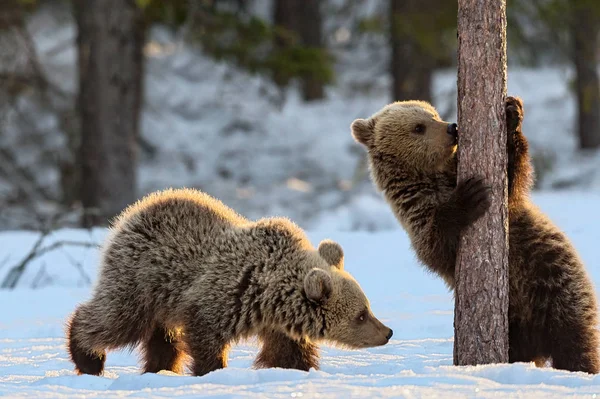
xmin=272 ymin=0 xmax=329 ymax=101
xmin=139 ymin=0 xmax=332 ymax=101
xmin=570 ymin=0 xmax=600 ymax=149
xmin=389 ymin=0 xmax=457 ymax=103
xmin=507 ymin=0 xmax=600 ymax=150
xmin=74 ymin=0 xmax=145 ymax=227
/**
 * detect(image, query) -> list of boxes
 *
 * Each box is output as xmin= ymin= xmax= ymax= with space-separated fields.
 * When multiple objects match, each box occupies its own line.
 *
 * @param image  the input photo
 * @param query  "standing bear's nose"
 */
xmin=447 ymin=123 xmax=458 ymax=136
xmin=386 ymin=328 xmax=393 ymax=340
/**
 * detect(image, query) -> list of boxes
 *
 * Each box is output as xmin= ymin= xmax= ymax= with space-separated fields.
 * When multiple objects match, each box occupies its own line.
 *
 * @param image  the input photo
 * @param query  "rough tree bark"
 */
xmin=454 ymin=0 xmax=509 ymax=365
xmin=74 ymin=0 xmax=145 ymax=227
xmin=389 ymin=0 xmax=434 ymax=102
xmin=273 ymin=0 xmax=325 ymax=101
xmin=571 ymin=0 xmax=600 ymax=150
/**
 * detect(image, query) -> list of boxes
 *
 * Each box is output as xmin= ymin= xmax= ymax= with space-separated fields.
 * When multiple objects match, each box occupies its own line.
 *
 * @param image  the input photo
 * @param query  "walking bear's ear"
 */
xmin=318 ymin=239 xmax=344 ymax=270
xmin=304 ymin=268 xmax=333 ymax=303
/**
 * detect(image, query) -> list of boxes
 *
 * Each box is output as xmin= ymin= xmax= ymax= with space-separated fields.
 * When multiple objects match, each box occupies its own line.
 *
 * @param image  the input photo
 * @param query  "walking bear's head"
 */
xmin=303 ymin=239 xmax=393 ymax=348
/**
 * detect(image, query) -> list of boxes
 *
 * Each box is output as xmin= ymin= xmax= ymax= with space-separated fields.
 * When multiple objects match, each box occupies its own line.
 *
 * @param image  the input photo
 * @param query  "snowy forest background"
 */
xmin=1 ymin=0 xmax=600 ymax=233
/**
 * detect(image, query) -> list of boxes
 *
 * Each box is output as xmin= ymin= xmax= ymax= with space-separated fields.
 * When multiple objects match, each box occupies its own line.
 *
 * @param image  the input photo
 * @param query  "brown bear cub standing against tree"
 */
xmin=66 ymin=188 xmax=392 ymax=376
xmin=351 ymin=96 xmax=599 ymax=374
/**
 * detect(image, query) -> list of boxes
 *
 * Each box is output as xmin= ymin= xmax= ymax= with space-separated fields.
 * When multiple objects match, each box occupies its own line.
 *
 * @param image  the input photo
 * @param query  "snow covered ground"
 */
xmin=2 ymin=192 xmax=600 ymax=398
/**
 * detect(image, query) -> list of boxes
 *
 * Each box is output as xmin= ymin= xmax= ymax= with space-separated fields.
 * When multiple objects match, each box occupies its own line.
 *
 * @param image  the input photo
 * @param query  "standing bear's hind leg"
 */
xmin=254 ymin=328 xmax=319 ymax=371
xmin=546 ymin=282 xmax=600 ymax=374
xmin=550 ymin=322 xmax=600 ymax=374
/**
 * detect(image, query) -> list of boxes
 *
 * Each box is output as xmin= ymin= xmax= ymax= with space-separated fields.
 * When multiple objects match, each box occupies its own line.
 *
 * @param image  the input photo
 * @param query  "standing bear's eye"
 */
xmin=414 ymin=124 xmax=426 ymax=134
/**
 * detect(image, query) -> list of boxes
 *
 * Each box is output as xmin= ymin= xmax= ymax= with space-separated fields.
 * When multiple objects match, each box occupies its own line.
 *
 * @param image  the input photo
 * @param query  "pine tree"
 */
xmin=454 ymin=0 xmax=510 ymax=365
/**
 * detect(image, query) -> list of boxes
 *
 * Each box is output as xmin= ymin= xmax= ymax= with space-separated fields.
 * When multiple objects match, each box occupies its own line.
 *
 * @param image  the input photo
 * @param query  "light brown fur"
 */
xmin=352 ymin=97 xmax=600 ymax=374
xmin=66 ymin=188 xmax=392 ymax=376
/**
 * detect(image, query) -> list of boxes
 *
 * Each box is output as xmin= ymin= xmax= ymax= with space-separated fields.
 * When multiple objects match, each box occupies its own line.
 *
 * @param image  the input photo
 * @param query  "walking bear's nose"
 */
xmin=447 ymin=123 xmax=458 ymax=136
xmin=386 ymin=329 xmax=393 ymax=340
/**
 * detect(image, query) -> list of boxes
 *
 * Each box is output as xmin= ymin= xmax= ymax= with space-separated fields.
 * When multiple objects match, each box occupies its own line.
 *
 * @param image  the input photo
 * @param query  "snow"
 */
xmin=2 ymin=192 xmax=600 ymax=397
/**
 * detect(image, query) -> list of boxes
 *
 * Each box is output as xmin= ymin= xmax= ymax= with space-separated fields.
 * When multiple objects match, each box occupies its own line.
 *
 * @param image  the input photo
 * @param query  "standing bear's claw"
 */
xmin=506 ymin=96 xmax=524 ymax=132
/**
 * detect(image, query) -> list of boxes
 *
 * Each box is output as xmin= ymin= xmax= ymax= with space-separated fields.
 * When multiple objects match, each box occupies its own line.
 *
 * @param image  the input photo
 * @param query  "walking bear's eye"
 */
xmin=414 ymin=124 xmax=425 ymax=134
xmin=356 ymin=310 xmax=368 ymax=323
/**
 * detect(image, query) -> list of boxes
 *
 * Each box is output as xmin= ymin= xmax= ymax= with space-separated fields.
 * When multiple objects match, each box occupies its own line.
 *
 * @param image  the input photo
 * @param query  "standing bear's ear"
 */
xmin=318 ymin=239 xmax=344 ymax=270
xmin=304 ymin=268 xmax=333 ymax=303
xmin=351 ymin=118 xmax=374 ymax=147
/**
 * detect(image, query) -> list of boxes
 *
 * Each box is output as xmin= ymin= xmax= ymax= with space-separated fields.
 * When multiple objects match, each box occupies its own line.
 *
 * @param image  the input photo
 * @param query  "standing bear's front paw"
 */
xmin=454 ymin=176 xmax=492 ymax=226
xmin=506 ymin=96 xmax=524 ymax=132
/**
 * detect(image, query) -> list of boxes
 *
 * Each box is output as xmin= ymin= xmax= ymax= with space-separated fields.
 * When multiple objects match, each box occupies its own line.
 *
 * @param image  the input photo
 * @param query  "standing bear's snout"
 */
xmin=447 ymin=122 xmax=458 ymax=137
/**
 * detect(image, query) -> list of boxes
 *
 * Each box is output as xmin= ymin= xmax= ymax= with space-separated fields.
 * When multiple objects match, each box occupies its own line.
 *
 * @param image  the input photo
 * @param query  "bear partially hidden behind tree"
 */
xmin=351 ymin=96 xmax=599 ymax=374
xmin=66 ymin=188 xmax=392 ymax=376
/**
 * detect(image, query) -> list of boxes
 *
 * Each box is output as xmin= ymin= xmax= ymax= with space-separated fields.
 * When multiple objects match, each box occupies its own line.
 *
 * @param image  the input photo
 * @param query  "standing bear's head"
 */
xmin=350 ymin=101 xmax=458 ymax=173
xmin=302 ymin=239 xmax=393 ymax=348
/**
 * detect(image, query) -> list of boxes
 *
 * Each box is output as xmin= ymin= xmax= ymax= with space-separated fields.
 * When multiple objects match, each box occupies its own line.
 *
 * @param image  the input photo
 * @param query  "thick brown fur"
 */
xmin=351 ymin=97 xmax=600 ymax=374
xmin=66 ymin=188 xmax=392 ymax=376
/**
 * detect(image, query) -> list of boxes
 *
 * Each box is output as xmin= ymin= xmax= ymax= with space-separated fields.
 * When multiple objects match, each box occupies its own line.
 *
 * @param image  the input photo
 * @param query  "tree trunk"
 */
xmin=272 ymin=0 xmax=325 ymax=101
xmin=389 ymin=0 xmax=434 ymax=102
xmin=272 ymin=0 xmax=294 ymax=90
xmin=74 ymin=0 xmax=144 ymax=227
xmin=454 ymin=0 xmax=509 ymax=365
xmin=296 ymin=0 xmax=324 ymax=101
xmin=0 ymin=0 xmax=22 ymax=31
xmin=572 ymin=0 xmax=600 ymax=150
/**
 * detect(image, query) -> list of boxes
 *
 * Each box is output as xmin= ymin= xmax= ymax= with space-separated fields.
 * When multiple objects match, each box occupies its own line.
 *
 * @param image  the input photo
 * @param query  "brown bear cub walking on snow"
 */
xmin=67 ymin=188 xmax=392 ymax=376
xmin=351 ymin=96 xmax=599 ymax=374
